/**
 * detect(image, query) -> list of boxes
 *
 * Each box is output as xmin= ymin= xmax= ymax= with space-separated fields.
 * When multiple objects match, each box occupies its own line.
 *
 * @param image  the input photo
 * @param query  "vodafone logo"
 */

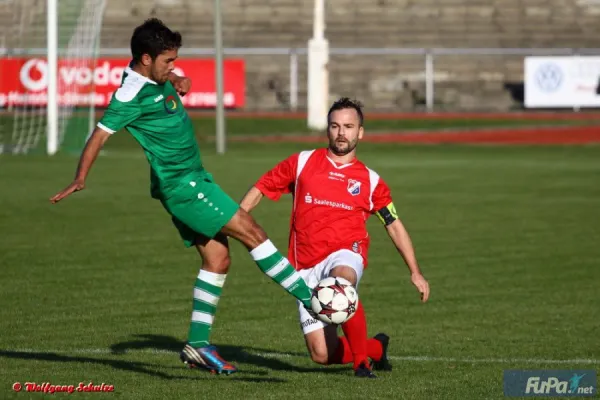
xmin=20 ymin=59 xmax=47 ymax=91
xmin=1 ymin=57 xmax=242 ymax=108
xmin=19 ymin=59 xmax=187 ymax=92
xmin=19 ymin=59 xmax=132 ymax=91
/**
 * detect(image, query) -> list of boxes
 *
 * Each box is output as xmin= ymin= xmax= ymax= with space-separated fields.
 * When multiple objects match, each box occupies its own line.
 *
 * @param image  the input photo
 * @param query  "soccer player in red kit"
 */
xmin=240 ymin=98 xmax=430 ymax=378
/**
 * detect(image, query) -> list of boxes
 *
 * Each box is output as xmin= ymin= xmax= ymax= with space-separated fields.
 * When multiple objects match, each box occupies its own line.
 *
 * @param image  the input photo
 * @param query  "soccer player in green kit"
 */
xmin=50 ymin=18 xmax=314 ymax=375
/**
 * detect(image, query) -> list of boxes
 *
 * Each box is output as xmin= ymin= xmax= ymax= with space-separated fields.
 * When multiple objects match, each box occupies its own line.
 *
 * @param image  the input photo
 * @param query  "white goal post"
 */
xmin=307 ymin=0 xmax=329 ymax=131
xmin=0 ymin=0 xmax=106 ymax=155
xmin=48 ymin=0 xmax=107 ymax=156
xmin=47 ymin=0 xmax=59 ymax=155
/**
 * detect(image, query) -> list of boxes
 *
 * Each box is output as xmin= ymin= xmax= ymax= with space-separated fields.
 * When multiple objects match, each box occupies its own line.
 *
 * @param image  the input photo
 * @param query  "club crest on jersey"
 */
xmin=164 ymin=95 xmax=177 ymax=114
xmin=347 ymin=179 xmax=361 ymax=196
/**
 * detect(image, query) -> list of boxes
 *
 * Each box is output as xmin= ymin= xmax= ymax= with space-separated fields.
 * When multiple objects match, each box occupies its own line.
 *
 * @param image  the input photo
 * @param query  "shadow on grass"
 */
xmin=0 ymin=346 xmax=283 ymax=383
xmin=0 ymin=333 xmax=350 ymax=382
xmin=110 ymin=333 xmax=349 ymax=375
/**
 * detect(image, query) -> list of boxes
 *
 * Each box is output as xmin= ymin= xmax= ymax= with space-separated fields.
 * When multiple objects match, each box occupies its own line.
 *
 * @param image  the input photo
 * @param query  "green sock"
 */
xmin=250 ymin=240 xmax=312 ymax=308
xmin=187 ymin=270 xmax=226 ymax=347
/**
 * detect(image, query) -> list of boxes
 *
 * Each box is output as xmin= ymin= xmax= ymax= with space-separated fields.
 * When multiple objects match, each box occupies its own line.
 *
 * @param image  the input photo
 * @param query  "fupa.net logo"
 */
xmin=526 ymin=373 xmax=595 ymax=395
xmin=504 ymin=369 xmax=597 ymax=397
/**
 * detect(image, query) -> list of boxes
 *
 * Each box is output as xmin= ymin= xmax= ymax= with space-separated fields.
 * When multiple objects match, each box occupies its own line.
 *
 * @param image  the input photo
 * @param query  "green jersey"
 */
xmin=98 ymin=65 xmax=204 ymax=198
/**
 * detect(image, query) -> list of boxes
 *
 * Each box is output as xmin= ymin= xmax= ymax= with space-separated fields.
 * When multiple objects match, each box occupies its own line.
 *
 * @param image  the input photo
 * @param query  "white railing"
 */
xmin=3 ymin=47 xmax=600 ymax=111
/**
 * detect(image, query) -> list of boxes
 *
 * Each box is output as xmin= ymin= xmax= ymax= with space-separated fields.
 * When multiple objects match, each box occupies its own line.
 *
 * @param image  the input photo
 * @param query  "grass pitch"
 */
xmin=1 ymin=134 xmax=599 ymax=398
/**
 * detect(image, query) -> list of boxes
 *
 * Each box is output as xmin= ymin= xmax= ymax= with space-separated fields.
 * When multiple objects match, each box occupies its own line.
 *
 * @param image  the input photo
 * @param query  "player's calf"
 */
xmin=220 ymin=209 xmax=267 ymax=250
xmin=222 ymin=210 xmax=314 ymax=308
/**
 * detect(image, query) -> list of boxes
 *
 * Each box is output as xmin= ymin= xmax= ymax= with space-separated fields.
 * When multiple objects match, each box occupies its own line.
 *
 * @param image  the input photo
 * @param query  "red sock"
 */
xmin=368 ymin=338 xmax=383 ymax=361
xmin=327 ymin=337 xmax=383 ymax=365
xmin=341 ymin=301 xmax=368 ymax=370
xmin=327 ymin=336 xmax=353 ymax=365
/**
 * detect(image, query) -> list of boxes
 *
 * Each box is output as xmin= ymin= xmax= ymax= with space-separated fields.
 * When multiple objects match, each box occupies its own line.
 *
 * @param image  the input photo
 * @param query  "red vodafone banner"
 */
xmin=0 ymin=58 xmax=245 ymax=108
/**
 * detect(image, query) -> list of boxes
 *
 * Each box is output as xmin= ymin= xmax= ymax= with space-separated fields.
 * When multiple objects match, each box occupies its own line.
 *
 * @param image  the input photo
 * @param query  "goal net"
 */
xmin=0 ymin=0 xmax=106 ymax=155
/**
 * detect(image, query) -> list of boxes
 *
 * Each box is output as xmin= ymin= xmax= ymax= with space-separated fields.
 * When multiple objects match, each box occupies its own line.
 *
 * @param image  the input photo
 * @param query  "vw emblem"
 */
xmin=535 ymin=63 xmax=563 ymax=92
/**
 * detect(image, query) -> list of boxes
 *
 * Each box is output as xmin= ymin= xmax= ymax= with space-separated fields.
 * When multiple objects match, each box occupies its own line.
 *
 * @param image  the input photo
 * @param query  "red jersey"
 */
xmin=255 ymin=148 xmax=394 ymax=270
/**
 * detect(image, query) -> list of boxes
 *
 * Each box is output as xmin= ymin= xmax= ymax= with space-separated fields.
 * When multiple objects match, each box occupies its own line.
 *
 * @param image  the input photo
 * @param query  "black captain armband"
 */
xmin=375 ymin=202 xmax=398 ymax=226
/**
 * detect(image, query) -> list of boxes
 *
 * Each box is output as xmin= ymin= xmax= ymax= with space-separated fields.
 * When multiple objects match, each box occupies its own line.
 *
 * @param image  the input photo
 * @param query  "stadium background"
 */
xmin=0 ymin=1 xmax=599 ymax=399
xmin=3 ymin=0 xmax=600 ymax=112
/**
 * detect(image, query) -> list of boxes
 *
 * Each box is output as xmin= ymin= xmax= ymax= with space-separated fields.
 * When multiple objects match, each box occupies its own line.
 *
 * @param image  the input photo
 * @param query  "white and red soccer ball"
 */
xmin=310 ymin=277 xmax=358 ymax=325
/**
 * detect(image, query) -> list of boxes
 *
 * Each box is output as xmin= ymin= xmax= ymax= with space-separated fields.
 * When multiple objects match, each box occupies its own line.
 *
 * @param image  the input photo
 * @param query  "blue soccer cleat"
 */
xmin=180 ymin=343 xmax=238 ymax=375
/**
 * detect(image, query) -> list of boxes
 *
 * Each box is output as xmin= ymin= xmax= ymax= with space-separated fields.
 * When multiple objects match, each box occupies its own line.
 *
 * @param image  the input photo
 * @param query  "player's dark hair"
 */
xmin=327 ymin=97 xmax=364 ymax=126
xmin=130 ymin=18 xmax=182 ymax=62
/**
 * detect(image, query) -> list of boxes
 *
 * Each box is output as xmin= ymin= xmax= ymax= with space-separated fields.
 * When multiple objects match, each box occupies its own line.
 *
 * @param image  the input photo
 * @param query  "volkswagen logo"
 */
xmin=535 ymin=63 xmax=563 ymax=92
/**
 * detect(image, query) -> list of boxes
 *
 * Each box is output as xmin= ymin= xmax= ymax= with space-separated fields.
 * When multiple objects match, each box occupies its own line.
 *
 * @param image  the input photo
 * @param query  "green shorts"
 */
xmin=160 ymin=172 xmax=240 ymax=246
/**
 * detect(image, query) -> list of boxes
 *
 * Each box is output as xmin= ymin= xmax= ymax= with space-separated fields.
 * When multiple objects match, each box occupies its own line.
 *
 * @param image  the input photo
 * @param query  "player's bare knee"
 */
xmin=222 ymin=209 xmax=268 ymax=249
xmin=237 ymin=216 xmax=268 ymax=249
xmin=202 ymin=253 xmax=230 ymax=273
xmin=198 ymin=245 xmax=231 ymax=273
xmin=217 ymin=253 xmax=232 ymax=270
xmin=247 ymin=223 xmax=268 ymax=248
xmin=305 ymin=330 xmax=331 ymax=365
xmin=308 ymin=346 xmax=329 ymax=365
xmin=330 ymin=266 xmax=358 ymax=285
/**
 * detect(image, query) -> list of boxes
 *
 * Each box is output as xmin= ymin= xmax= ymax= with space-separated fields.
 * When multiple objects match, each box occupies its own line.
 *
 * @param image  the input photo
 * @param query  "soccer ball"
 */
xmin=310 ymin=277 xmax=359 ymax=325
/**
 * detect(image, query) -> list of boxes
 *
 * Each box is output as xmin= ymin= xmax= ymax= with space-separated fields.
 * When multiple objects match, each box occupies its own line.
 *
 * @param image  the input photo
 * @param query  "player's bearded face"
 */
xmin=151 ymin=49 xmax=178 ymax=84
xmin=329 ymin=133 xmax=358 ymax=156
xmin=327 ymin=109 xmax=364 ymax=156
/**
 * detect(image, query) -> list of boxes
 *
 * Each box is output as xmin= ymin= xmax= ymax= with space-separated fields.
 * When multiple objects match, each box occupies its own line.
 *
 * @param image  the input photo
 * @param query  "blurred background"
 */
xmin=3 ymin=0 xmax=600 ymax=153
xmin=2 ymin=0 xmax=600 ymax=112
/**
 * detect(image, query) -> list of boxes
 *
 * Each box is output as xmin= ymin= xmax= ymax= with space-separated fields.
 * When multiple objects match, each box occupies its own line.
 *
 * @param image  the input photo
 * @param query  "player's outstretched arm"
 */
xmin=242 ymin=153 xmax=297 ymax=211
xmin=385 ymin=218 xmax=430 ymax=302
xmin=49 ymin=127 xmax=111 ymax=204
xmin=168 ymin=72 xmax=191 ymax=96
xmin=240 ymin=186 xmax=264 ymax=213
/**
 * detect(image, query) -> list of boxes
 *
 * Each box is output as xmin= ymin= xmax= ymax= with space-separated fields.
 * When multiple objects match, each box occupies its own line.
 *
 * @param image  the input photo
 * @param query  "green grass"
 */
xmin=184 ymin=116 xmax=599 ymax=136
xmin=1 ymin=142 xmax=599 ymax=399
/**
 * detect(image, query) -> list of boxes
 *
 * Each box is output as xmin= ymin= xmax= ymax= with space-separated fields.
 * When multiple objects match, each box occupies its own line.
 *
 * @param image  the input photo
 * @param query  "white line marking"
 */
xmin=387 ymin=356 xmax=600 ymax=365
xmin=9 ymin=349 xmax=600 ymax=365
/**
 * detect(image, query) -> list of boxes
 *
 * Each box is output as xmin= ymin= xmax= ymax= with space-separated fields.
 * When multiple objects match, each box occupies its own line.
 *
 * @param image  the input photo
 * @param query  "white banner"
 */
xmin=525 ymin=56 xmax=600 ymax=108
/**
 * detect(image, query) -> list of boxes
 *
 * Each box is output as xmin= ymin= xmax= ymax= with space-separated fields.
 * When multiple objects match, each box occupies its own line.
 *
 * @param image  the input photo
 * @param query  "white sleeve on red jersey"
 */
xmin=371 ymin=177 xmax=393 ymax=211
xmin=254 ymin=153 xmax=299 ymax=201
xmin=370 ymin=174 xmax=398 ymax=226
